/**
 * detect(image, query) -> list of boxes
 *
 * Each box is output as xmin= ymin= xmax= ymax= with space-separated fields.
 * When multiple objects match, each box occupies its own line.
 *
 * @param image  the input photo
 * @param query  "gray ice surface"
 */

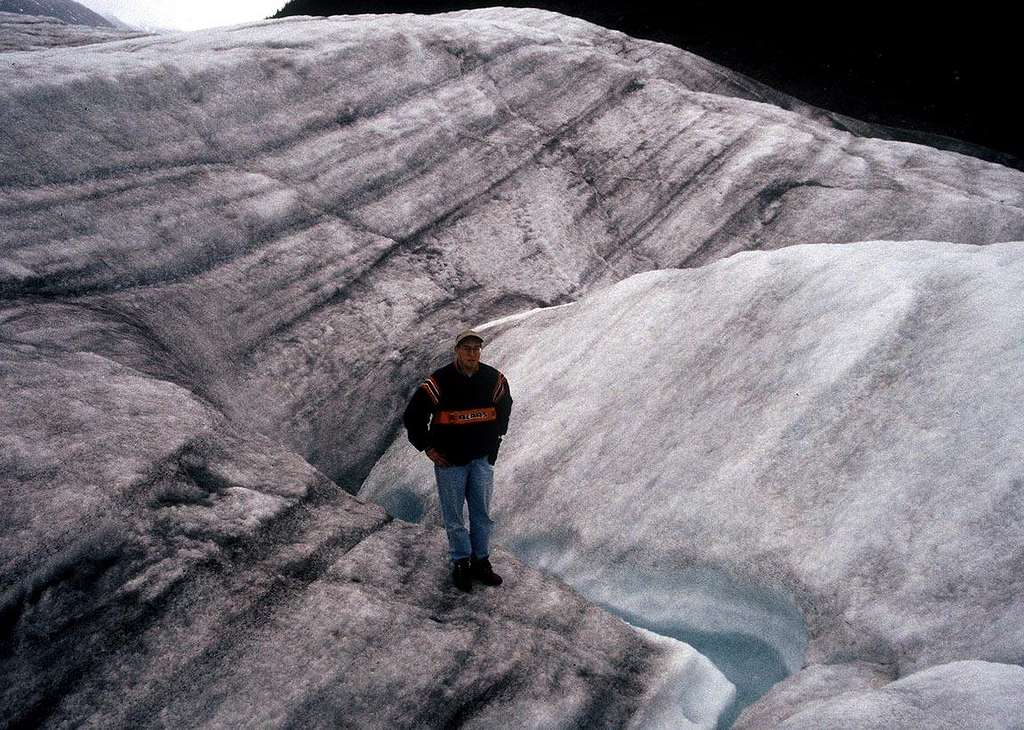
xmin=4 ymin=7 xmax=1024 ymax=728
xmin=760 ymin=660 xmax=1024 ymax=729
xmin=3 ymin=9 xmax=1023 ymax=494
xmin=364 ymin=241 xmax=1024 ymax=725
xmin=0 ymin=341 xmax=731 ymax=726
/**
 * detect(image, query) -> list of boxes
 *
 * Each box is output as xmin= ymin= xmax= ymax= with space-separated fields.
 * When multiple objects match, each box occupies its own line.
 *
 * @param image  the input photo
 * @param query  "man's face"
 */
xmin=456 ymin=339 xmax=482 ymax=372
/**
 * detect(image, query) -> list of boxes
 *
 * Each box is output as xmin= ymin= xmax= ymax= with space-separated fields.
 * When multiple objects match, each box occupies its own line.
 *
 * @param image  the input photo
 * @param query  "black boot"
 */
xmin=452 ymin=558 xmax=473 ymax=593
xmin=471 ymin=556 xmax=503 ymax=586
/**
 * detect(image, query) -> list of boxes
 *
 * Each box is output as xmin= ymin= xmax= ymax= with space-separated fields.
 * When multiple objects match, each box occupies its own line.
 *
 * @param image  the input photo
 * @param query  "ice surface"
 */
xmin=4 ymin=7 xmax=1024 ymax=727
xmin=627 ymin=626 xmax=736 ymax=729
xmin=3 ymin=10 xmax=1024 ymax=494
xmin=732 ymin=661 xmax=893 ymax=729
xmin=2 ymin=336 xmax=731 ymax=726
xmin=767 ymin=661 xmax=1024 ymax=729
xmin=363 ymin=240 xmax=1024 ymax=723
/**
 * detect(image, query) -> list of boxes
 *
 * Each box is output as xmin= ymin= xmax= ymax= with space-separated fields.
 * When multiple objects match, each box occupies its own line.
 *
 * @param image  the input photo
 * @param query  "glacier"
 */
xmin=3 ymin=6 xmax=1024 ymax=728
xmin=363 ymin=240 xmax=1024 ymax=724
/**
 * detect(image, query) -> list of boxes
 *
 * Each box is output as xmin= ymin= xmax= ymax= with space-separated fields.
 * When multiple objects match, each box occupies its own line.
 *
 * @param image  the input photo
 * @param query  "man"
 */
xmin=403 ymin=329 xmax=513 ymax=593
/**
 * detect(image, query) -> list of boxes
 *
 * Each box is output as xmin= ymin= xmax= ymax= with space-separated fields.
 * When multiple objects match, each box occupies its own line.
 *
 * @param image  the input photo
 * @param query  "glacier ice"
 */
xmin=363 ymin=240 xmax=1024 ymax=723
xmin=5 ymin=7 xmax=1024 ymax=727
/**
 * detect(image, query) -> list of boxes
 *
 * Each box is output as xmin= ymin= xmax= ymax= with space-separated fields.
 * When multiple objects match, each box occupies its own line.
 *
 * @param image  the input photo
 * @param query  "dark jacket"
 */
xmin=403 ymin=361 xmax=512 ymax=466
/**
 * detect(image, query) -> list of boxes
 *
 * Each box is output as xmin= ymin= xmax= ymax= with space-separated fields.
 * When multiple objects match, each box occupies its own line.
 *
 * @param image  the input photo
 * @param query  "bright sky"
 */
xmin=80 ymin=1 xmax=287 ymax=31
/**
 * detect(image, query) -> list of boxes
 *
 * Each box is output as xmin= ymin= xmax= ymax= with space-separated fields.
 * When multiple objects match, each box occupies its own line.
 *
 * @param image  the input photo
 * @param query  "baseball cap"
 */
xmin=455 ymin=329 xmax=485 ymax=348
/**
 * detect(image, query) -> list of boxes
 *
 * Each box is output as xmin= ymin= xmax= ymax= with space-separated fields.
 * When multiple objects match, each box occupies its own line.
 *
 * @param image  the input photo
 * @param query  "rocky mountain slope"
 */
xmin=0 ymin=0 xmax=113 ymax=27
xmin=0 ymin=10 xmax=143 ymax=50
xmin=3 ymin=8 xmax=1024 ymax=728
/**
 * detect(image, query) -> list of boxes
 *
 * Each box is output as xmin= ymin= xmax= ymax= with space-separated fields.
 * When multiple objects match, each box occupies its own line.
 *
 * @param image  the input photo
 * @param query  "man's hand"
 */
xmin=426 ymin=447 xmax=450 ymax=467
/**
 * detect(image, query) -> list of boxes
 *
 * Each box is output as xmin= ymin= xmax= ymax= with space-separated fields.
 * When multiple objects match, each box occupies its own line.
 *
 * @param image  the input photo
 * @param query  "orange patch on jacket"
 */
xmin=434 ymin=407 xmax=497 ymax=425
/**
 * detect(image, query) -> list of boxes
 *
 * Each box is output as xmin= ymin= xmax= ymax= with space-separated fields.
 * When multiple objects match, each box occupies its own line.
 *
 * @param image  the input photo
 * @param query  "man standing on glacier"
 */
xmin=403 ymin=329 xmax=513 ymax=593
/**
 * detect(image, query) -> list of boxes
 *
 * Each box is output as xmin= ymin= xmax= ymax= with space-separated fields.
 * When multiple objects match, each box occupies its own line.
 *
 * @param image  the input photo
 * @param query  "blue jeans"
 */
xmin=434 ymin=457 xmax=494 ymax=562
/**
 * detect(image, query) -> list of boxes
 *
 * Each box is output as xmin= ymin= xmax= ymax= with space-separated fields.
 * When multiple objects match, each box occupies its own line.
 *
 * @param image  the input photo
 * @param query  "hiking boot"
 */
xmin=471 ymin=556 xmax=503 ymax=586
xmin=452 ymin=558 xmax=473 ymax=593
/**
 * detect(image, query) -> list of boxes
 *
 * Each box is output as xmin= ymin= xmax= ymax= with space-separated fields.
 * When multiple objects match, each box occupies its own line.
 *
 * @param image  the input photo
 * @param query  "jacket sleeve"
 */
xmin=495 ymin=372 xmax=513 ymax=437
xmin=403 ymin=384 xmax=436 ymax=452
xmin=488 ymin=373 xmax=512 ymax=465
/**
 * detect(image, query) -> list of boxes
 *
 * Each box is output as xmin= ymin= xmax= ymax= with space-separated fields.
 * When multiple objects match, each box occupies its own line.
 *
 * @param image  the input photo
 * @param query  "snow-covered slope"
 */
xmin=733 ymin=660 xmax=1024 ymax=729
xmin=3 ymin=10 xmax=1024 ymax=491
xmin=4 ymin=8 xmax=1024 ymax=727
xmin=363 ymin=240 xmax=1024 ymax=725
xmin=0 ymin=340 xmax=734 ymax=727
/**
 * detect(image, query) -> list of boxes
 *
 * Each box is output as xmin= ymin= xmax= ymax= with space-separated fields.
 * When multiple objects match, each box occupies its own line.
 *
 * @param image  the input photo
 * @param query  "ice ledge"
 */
xmin=627 ymin=625 xmax=736 ymax=730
